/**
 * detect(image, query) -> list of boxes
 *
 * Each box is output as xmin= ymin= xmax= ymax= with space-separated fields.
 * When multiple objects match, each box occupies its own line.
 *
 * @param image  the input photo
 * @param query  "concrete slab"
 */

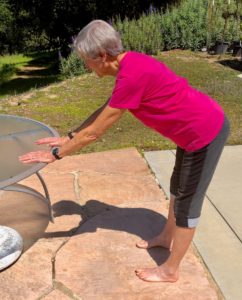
xmin=144 ymin=150 xmax=175 ymax=198
xmin=205 ymin=145 xmax=242 ymax=240
xmin=144 ymin=146 xmax=242 ymax=300
xmin=194 ymin=200 xmax=242 ymax=300
xmin=0 ymin=148 xmax=219 ymax=300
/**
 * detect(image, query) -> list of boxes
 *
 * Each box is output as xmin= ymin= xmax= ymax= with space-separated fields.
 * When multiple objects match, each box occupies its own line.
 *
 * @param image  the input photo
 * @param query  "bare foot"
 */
xmin=136 ymin=234 xmax=172 ymax=250
xmin=135 ymin=265 xmax=179 ymax=283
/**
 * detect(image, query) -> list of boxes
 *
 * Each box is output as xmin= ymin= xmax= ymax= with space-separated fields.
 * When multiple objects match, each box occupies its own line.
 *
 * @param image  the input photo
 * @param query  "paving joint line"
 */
xmin=53 ymin=281 xmax=82 ymax=300
xmin=143 ymin=155 xmax=169 ymax=200
xmin=71 ymin=171 xmax=90 ymax=219
xmin=36 ymin=287 xmax=54 ymax=300
xmin=206 ymin=195 xmax=242 ymax=244
xmin=47 ymin=171 xmax=90 ymax=299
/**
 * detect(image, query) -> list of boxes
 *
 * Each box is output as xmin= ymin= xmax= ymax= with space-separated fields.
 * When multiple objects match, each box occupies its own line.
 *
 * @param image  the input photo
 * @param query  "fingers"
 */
xmin=49 ymin=141 xmax=60 ymax=147
xmin=35 ymin=136 xmax=69 ymax=147
xmin=36 ymin=137 xmax=58 ymax=145
xmin=19 ymin=151 xmax=55 ymax=164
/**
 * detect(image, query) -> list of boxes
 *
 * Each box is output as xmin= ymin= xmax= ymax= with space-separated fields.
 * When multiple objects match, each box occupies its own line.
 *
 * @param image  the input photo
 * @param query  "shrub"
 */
xmin=114 ymin=0 xmax=241 ymax=52
xmin=160 ymin=0 xmax=207 ymax=51
xmin=60 ymin=51 xmax=87 ymax=78
xmin=207 ymin=0 xmax=242 ymax=47
xmin=113 ymin=12 xmax=164 ymax=55
xmin=0 ymin=63 xmax=17 ymax=85
xmin=113 ymin=0 xmax=208 ymax=52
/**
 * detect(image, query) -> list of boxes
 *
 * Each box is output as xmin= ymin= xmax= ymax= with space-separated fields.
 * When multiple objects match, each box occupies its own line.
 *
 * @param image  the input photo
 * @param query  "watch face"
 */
xmin=52 ymin=147 xmax=61 ymax=159
xmin=54 ymin=148 xmax=59 ymax=155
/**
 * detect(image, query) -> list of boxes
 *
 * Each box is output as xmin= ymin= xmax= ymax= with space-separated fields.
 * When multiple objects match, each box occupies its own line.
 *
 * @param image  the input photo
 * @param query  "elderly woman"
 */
xmin=19 ymin=20 xmax=230 ymax=283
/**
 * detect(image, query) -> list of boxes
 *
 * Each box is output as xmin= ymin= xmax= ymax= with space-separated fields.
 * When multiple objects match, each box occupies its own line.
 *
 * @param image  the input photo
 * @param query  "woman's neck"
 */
xmin=107 ymin=52 xmax=127 ymax=76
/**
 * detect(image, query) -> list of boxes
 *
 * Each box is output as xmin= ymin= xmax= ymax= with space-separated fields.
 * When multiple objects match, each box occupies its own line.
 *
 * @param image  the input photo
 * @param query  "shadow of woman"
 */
xmin=44 ymin=199 xmax=170 ymax=266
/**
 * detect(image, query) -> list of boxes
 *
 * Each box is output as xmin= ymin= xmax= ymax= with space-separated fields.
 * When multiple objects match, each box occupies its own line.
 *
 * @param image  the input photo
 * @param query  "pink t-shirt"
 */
xmin=109 ymin=52 xmax=224 ymax=152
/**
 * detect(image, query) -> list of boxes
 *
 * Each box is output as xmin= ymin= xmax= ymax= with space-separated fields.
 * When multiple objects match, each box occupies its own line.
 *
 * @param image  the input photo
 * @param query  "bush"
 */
xmin=59 ymin=0 xmax=241 ymax=79
xmin=160 ymin=0 xmax=207 ymax=51
xmin=113 ymin=0 xmax=241 ymax=53
xmin=113 ymin=12 xmax=164 ymax=55
xmin=207 ymin=0 xmax=242 ymax=47
xmin=60 ymin=52 xmax=87 ymax=78
xmin=113 ymin=1 xmax=208 ymax=53
xmin=0 ymin=63 xmax=17 ymax=85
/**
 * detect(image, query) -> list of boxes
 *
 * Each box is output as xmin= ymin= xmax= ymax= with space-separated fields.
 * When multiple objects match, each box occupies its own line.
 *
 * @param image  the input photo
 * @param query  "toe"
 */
xmin=136 ymin=240 xmax=148 ymax=248
xmin=135 ymin=268 xmax=146 ymax=276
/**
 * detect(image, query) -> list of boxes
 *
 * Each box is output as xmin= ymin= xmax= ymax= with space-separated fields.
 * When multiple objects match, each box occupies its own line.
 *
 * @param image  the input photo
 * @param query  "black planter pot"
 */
xmin=215 ymin=41 xmax=230 ymax=55
xmin=232 ymin=41 xmax=242 ymax=57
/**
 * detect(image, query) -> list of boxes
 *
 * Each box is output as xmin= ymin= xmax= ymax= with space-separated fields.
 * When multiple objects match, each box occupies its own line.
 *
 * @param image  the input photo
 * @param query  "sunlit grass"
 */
xmin=1 ymin=50 xmax=241 ymax=153
xmin=0 ymin=54 xmax=31 ymax=66
xmin=0 ymin=51 xmax=61 ymax=98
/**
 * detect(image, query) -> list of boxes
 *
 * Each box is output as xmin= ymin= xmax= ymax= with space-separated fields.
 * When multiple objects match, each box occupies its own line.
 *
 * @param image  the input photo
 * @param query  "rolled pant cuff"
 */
xmin=176 ymin=217 xmax=200 ymax=228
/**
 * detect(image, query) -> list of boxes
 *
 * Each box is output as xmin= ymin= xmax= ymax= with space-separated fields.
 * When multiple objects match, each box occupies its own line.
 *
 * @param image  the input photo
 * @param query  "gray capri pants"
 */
xmin=170 ymin=115 xmax=230 ymax=228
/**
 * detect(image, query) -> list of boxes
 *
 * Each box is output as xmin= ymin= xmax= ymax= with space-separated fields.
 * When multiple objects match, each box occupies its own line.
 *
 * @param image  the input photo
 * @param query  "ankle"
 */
xmin=159 ymin=231 xmax=173 ymax=242
xmin=162 ymin=262 xmax=179 ymax=275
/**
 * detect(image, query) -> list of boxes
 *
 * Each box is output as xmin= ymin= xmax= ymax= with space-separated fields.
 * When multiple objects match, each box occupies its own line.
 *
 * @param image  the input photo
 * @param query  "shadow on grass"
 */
xmin=0 ymin=76 xmax=61 ymax=98
xmin=217 ymin=59 xmax=242 ymax=72
xmin=0 ymin=64 xmax=18 ymax=83
xmin=0 ymin=51 xmax=62 ymax=98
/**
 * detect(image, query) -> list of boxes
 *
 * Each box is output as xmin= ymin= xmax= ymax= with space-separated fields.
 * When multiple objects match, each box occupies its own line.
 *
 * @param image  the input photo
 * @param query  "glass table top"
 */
xmin=0 ymin=114 xmax=59 ymax=189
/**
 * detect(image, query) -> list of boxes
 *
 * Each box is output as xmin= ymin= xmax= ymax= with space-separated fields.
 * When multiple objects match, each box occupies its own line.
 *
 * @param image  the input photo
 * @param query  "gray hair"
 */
xmin=74 ymin=20 xmax=123 ymax=59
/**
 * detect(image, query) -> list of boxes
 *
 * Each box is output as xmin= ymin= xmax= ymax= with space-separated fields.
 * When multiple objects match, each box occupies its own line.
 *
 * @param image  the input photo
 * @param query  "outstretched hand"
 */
xmin=19 ymin=136 xmax=70 ymax=164
xmin=19 ymin=150 xmax=56 ymax=164
xmin=36 ymin=136 xmax=70 ymax=147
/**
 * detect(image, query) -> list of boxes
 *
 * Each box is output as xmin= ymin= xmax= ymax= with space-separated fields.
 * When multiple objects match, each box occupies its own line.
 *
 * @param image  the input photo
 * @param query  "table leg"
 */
xmin=36 ymin=172 xmax=54 ymax=222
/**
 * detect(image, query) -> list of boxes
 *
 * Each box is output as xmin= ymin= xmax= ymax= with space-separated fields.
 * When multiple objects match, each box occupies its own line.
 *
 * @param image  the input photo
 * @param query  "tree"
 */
xmin=2 ymin=0 xmax=186 ymax=54
xmin=0 ymin=0 xmax=13 ymax=54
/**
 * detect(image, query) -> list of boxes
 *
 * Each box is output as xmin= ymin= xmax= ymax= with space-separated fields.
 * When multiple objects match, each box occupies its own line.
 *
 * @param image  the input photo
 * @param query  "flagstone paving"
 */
xmin=0 ymin=148 xmax=220 ymax=300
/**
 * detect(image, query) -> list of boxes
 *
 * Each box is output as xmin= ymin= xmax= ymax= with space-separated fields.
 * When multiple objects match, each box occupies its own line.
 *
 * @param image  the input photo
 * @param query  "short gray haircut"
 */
xmin=74 ymin=20 xmax=123 ymax=59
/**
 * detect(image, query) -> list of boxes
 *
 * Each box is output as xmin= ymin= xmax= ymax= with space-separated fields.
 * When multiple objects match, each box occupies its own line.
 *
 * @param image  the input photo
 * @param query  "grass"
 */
xmin=0 ymin=54 xmax=31 ymax=86
xmin=0 ymin=50 xmax=241 ymax=154
xmin=0 ymin=51 xmax=61 ymax=98
xmin=0 ymin=54 xmax=31 ymax=65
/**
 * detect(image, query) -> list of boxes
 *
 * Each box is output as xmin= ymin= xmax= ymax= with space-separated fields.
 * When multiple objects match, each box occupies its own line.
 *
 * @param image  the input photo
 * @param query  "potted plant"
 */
xmin=215 ymin=39 xmax=230 ymax=55
xmin=232 ymin=40 xmax=242 ymax=57
xmin=215 ymin=10 xmax=231 ymax=55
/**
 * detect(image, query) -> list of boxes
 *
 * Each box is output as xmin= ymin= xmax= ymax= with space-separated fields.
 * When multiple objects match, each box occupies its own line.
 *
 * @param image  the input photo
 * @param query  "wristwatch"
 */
xmin=68 ymin=131 xmax=74 ymax=139
xmin=51 ymin=147 xmax=62 ymax=160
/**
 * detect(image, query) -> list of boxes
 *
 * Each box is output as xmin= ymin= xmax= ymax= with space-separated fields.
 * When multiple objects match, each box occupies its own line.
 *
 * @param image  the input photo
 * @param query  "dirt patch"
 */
xmin=19 ymin=66 xmax=47 ymax=71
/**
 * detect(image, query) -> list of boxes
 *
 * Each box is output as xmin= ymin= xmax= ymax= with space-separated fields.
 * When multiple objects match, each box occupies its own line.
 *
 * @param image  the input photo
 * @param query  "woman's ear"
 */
xmin=100 ymin=52 xmax=107 ymax=63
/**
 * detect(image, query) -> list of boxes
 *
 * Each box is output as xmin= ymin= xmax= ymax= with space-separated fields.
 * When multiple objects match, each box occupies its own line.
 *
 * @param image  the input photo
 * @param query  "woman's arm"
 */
xmin=58 ymin=105 xmax=125 ymax=157
xmin=34 ymin=98 xmax=111 ymax=148
xmin=70 ymin=98 xmax=110 ymax=136
xmin=19 ymin=104 xmax=125 ymax=164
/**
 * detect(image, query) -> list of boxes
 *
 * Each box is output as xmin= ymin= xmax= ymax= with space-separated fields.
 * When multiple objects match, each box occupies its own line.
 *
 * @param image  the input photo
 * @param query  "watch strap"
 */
xmin=68 ymin=131 xmax=74 ymax=139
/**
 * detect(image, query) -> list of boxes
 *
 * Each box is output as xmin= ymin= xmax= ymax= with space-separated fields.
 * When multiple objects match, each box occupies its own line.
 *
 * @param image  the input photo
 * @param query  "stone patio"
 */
xmin=0 ymin=148 xmax=221 ymax=299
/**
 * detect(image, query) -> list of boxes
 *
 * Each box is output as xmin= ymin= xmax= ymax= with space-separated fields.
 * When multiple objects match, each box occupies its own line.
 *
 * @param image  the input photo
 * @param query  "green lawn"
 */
xmin=0 ymin=50 xmax=241 ymax=154
xmin=0 ymin=54 xmax=32 ymax=85
xmin=0 ymin=51 xmax=61 ymax=98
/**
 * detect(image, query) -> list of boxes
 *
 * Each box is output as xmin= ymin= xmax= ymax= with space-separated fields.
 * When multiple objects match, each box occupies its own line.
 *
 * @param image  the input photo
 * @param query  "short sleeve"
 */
xmin=109 ymin=74 xmax=145 ymax=110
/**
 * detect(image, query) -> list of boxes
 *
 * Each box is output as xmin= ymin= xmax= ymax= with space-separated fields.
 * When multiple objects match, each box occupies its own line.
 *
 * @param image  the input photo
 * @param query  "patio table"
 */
xmin=0 ymin=114 xmax=59 ymax=222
